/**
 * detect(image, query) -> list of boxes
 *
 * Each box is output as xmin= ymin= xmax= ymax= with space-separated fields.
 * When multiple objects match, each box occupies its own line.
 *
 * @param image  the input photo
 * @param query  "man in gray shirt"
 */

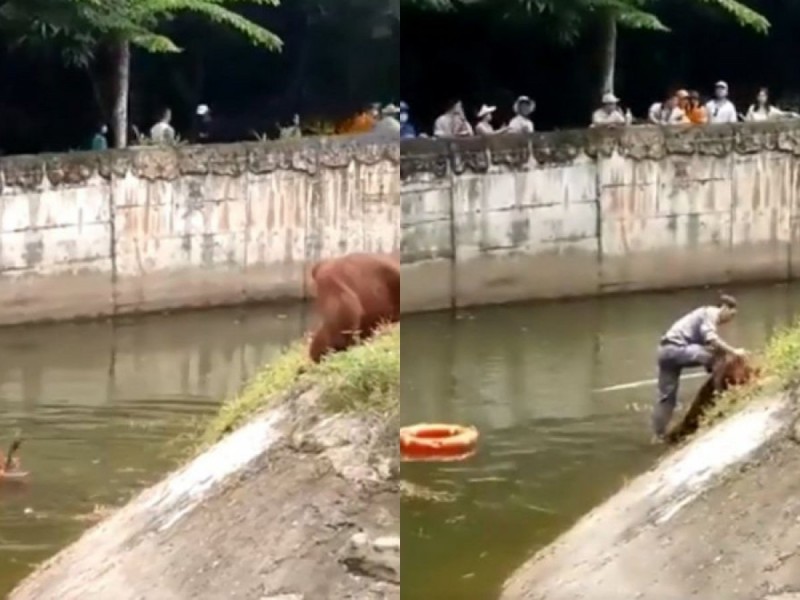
xmin=652 ymin=295 xmax=745 ymax=439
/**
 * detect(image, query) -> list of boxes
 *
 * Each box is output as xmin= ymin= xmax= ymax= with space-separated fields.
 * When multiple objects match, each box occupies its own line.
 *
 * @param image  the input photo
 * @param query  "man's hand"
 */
xmin=732 ymin=347 xmax=748 ymax=357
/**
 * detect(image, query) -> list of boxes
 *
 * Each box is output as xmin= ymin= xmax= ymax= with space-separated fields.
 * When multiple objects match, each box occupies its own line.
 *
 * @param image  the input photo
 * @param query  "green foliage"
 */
xmin=0 ymin=0 xmax=283 ymax=65
xmin=406 ymin=0 xmax=769 ymax=42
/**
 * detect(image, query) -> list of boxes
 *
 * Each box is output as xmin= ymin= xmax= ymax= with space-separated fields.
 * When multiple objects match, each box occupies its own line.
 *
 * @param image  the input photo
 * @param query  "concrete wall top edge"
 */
xmin=399 ymin=120 xmax=800 ymax=181
xmin=0 ymin=134 xmax=401 ymax=190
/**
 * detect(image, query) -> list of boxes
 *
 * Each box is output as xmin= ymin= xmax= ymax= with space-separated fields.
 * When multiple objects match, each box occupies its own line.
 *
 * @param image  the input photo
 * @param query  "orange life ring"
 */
xmin=400 ymin=423 xmax=479 ymax=459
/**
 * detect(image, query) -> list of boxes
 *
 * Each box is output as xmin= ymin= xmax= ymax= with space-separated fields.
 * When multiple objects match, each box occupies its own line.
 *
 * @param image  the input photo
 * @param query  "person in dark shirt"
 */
xmin=192 ymin=104 xmax=213 ymax=144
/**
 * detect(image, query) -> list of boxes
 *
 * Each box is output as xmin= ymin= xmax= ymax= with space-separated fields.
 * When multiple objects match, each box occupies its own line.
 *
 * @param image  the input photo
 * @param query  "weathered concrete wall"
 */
xmin=0 ymin=136 xmax=399 ymax=324
xmin=401 ymin=122 xmax=800 ymax=312
xmin=500 ymin=391 xmax=800 ymax=600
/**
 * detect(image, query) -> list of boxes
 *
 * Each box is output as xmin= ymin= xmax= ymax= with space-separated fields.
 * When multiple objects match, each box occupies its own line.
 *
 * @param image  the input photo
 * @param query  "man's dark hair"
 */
xmin=718 ymin=294 xmax=737 ymax=309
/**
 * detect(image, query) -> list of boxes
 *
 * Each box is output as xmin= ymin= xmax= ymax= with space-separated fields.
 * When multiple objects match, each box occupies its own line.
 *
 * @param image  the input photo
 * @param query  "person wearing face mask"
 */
xmin=399 ymin=102 xmax=416 ymax=139
xmin=433 ymin=100 xmax=473 ymax=138
xmin=705 ymin=81 xmax=738 ymax=124
xmin=507 ymin=95 xmax=535 ymax=133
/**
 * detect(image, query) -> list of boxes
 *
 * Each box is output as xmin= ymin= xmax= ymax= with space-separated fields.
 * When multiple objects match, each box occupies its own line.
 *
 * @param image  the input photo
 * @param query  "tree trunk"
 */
xmin=111 ymin=38 xmax=130 ymax=149
xmin=599 ymin=12 xmax=617 ymax=97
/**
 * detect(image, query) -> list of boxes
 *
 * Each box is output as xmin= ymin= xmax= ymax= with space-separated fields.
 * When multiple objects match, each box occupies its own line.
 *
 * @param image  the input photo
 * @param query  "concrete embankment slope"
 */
xmin=501 ymin=389 xmax=800 ymax=600
xmin=9 ymin=328 xmax=400 ymax=600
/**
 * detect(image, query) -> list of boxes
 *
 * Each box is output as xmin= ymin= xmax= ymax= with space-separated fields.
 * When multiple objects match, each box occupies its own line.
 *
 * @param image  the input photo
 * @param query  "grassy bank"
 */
xmin=700 ymin=318 xmax=800 ymax=430
xmin=200 ymin=325 xmax=400 ymax=447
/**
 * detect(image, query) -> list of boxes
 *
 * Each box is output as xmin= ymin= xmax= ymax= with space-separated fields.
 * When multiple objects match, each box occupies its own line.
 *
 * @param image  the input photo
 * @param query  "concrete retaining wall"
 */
xmin=400 ymin=121 xmax=800 ymax=312
xmin=0 ymin=136 xmax=399 ymax=324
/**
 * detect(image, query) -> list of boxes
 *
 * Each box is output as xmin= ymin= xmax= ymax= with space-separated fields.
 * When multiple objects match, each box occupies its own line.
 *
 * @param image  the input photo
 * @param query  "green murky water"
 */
xmin=0 ymin=304 xmax=309 ymax=597
xmin=400 ymin=284 xmax=800 ymax=600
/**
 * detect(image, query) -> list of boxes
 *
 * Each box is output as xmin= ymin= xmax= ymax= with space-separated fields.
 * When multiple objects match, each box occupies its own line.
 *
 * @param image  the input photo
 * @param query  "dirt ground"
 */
xmin=9 ymin=388 xmax=400 ymax=600
xmin=501 ymin=391 xmax=800 ymax=600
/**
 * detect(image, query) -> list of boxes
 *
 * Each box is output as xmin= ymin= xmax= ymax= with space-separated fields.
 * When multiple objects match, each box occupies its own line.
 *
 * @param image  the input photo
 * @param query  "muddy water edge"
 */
xmin=400 ymin=283 xmax=800 ymax=600
xmin=0 ymin=303 xmax=311 ymax=597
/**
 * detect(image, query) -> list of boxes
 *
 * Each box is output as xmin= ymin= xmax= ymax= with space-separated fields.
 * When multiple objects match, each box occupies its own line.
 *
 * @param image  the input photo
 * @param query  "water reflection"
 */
xmin=401 ymin=283 xmax=800 ymax=600
xmin=0 ymin=304 xmax=309 ymax=597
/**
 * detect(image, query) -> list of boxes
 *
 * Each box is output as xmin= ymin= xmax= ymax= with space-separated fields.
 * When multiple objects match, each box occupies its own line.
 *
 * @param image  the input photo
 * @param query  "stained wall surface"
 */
xmin=400 ymin=122 xmax=800 ymax=311
xmin=0 ymin=137 xmax=399 ymax=324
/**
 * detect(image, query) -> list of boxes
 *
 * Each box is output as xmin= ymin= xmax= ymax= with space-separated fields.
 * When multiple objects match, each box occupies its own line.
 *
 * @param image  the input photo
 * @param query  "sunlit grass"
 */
xmin=198 ymin=324 xmax=399 ymax=448
xmin=699 ymin=318 xmax=800 ymax=431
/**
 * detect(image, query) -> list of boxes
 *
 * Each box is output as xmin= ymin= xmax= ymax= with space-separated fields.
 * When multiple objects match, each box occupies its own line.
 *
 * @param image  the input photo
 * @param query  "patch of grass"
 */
xmin=199 ymin=325 xmax=399 ymax=448
xmin=699 ymin=318 xmax=800 ymax=431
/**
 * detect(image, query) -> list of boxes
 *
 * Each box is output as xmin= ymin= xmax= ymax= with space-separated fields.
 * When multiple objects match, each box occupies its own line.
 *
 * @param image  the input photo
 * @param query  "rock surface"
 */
xmin=9 ymin=387 xmax=399 ymax=600
xmin=502 ymin=392 xmax=800 ymax=600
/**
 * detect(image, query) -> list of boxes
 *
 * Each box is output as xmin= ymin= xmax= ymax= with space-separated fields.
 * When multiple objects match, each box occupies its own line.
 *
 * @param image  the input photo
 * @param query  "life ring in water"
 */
xmin=400 ymin=423 xmax=479 ymax=460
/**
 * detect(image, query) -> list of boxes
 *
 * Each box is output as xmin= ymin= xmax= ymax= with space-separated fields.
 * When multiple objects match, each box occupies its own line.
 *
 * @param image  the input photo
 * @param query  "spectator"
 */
xmin=675 ymin=89 xmax=690 ymax=112
xmin=150 ymin=108 xmax=176 ymax=144
xmin=648 ymin=92 xmax=688 ymax=125
xmin=90 ymin=124 xmax=108 ymax=150
xmin=591 ymin=92 xmax=630 ymax=127
xmin=705 ymin=81 xmax=738 ymax=124
xmin=507 ymin=96 xmax=535 ymax=133
xmin=192 ymin=104 xmax=213 ymax=143
xmin=475 ymin=104 xmax=502 ymax=135
xmin=433 ymin=100 xmax=473 ymax=138
xmin=340 ymin=103 xmax=379 ymax=134
xmin=399 ymin=102 xmax=416 ymax=139
xmin=375 ymin=103 xmax=401 ymax=134
xmin=280 ymin=114 xmax=303 ymax=139
xmin=684 ymin=91 xmax=708 ymax=124
xmin=744 ymin=87 xmax=799 ymax=121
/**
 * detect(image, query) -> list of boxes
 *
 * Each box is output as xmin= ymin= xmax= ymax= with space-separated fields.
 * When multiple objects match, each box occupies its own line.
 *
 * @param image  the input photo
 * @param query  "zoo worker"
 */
xmin=652 ymin=294 xmax=745 ymax=440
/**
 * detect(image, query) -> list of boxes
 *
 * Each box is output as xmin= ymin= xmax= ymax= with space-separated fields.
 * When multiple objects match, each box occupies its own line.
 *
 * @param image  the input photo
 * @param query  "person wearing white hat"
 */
xmin=192 ymin=103 xmax=213 ymax=143
xmin=506 ymin=95 xmax=535 ymax=134
xmin=475 ymin=104 xmax=502 ymax=135
xmin=591 ymin=92 xmax=631 ymax=127
xmin=374 ymin=103 xmax=401 ymax=134
xmin=705 ymin=81 xmax=738 ymax=124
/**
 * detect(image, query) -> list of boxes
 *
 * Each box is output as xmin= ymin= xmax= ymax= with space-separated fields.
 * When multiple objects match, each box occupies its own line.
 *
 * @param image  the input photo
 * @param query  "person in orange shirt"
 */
xmin=684 ymin=90 xmax=708 ymax=124
xmin=339 ymin=103 xmax=380 ymax=134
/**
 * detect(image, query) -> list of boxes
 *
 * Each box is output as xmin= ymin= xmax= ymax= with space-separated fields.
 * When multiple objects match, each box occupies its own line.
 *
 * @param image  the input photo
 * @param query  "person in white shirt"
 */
xmin=149 ymin=108 xmax=176 ymax=144
xmin=744 ymin=87 xmax=799 ymax=122
xmin=433 ymin=100 xmax=474 ymax=138
xmin=648 ymin=93 xmax=688 ymax=125
xmin=705 ymin=81 xmax=738 ymax=124
xmin=506 ymin=95 xmax=535 ymax=134
xmin=475 ymin=104 xmax=507 ymax=135
xmin=591 ymin=92 xmax=632 ymax=127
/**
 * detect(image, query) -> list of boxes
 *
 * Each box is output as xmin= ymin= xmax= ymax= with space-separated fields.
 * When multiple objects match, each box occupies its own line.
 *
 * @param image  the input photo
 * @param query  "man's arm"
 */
xmin=701 ymin=315 xmax=743 ymax=355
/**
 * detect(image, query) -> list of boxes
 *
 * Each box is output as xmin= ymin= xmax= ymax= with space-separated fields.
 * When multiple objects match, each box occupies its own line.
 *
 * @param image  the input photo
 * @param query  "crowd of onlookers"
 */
xmin=87 ymin=100 xmax=407 ymax=149
xmin=401 ymin=81 xmax=800 ymax=140
xmin=85 ymin=82 xmax=799 ymax=150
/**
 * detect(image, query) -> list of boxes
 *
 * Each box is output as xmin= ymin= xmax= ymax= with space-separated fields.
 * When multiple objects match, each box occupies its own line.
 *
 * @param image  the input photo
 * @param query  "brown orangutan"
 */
xmin=665 ymin=353 xmax=760 ymax=444
xmin=308 ymin=252 xmax=399 ymax=363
